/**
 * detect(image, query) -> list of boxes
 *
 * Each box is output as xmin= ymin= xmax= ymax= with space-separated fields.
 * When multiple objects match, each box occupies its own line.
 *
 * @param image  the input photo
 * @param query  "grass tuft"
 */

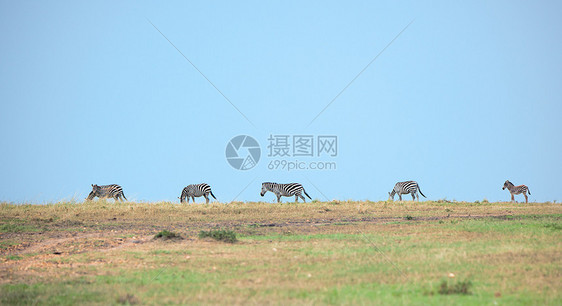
xmin=153 ymin=230 xmax=182 ymax=241
xmin=437 ymin=279 xmax=472 ymax=295
xmin=199 ymin=229 xmax=237 ymax=243
xmin=544 ymin=223 xmax=562 ymax=231
xmin=117 ymin=293 xmax=139 ymax=305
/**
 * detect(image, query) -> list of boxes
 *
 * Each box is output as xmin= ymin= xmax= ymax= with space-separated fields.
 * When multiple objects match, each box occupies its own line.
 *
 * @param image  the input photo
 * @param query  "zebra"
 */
xmin=86 ymin=184 xmax=127 ymax=201
xmin=179 ymin=183 xmax=216 ymax=203
xmin=388 ymin=181 xmax=426 ymax=201
xmin=502 ymin=180 xmax=530 ymax=203
xmin=260 ymin=182 xmax=311 ymax=203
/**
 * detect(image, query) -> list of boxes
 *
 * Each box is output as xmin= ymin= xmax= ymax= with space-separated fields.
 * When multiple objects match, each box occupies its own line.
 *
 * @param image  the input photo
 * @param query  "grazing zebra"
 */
xmin=388 ymin=181 xmax=426 ymax=201
xmin=260 ymin=182 xmax=311 ymax=203
xmin=502 ymin=180 xmax=530 ymax=203
xmin=86 ymin=184 xmax=127 ymax=201
xmin=180 ymin=183 xmax=216 ymax=203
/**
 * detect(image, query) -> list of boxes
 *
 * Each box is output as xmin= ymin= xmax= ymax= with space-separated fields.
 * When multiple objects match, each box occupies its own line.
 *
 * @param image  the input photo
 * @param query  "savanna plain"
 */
xmin=0 ymin=200 xmax=560 ymax=305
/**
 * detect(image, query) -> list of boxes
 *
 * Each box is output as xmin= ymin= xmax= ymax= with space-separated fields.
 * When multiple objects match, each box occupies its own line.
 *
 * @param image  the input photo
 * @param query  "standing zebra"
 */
xmin=388 ymin=181 xmax=426 ymax=201
xmin=180 ymin=183 xmax=216 ymax=203
xmin=260 ymin=182 xmax=311 ymax=203
xmin=502 ymin=180 xmax=530 ymax=203
xmin=86 ymin=184 xmax=127 ymax=201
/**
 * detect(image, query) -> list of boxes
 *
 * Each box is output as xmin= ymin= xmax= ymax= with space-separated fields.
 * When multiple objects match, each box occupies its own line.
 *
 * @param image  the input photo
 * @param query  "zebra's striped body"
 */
xmin=502 ymin=180 xmax=530 ymax=203
xmin=180 ymin=183 xmax=216 ymax=203
xmin=260 ymin=182 xmax=311 ymax=203
xmin=86 ymin=184 xmax=127 ymax=201
xmin=388 ymin=181 xmax=426 ymax=201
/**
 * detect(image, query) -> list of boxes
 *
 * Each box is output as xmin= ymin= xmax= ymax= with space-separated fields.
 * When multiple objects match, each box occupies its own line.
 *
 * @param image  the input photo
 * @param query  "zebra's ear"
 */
xmin=91 ymin=184 xmax=94 ymax=187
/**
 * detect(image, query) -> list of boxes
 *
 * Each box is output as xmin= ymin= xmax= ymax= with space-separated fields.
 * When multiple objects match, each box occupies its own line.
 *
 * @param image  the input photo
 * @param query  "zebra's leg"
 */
xmin=295 ymin=195 xmax=299 ymax=203
xmin=411 ymin=192 xmax=416 ymax=201
xmin=398 ymin=194 xmax=402 ymax=201
xmin=524 ymin=193 xmax=528 ymax=203
xmin=191 ymin=196 xmax=196 ymax=203
xmin=204 ymin=194 xmax=210 ymax=204
xmin=511 ymin=193 xmax=515 ymax=202
xmin=300 ymin=194 xmax=306 ymax=202
xmin=277 ymin=194 xmax=281 ymax=203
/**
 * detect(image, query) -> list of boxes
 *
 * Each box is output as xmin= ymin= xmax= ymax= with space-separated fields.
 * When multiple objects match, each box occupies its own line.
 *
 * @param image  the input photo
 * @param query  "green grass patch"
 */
xmin=0 ymin=284 xmax=39 ymax=305
xmin=6 ymin=255 xmax=23 ymax=261
xmin=0 ymin=223 xmax=44 ymax=233
xmin=244 ymin=233 xmax=363 ymax=242
xmin=0 ymin=282 xmax=105 ymax=305
xmin=150 ymin=250 xmax=172 ymax=255
xmin=437 ymin=214 xmax=560 ymax=235
xmin=199 ymin=229 xmax=237 ymax=243
xmin=544 ymin=223 xmax=562 ymax=231
xmin=0 ymin=240 xmax=19 ymax=250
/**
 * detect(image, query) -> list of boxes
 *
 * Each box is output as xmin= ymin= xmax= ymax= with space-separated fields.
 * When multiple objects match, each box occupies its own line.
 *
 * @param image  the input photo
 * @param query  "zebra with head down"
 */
xmin=388 ymin=181 xmax=426 ymax=201
xmin=86 ymin=184 xmax=127 ymax=201
xmin=179 ymin=183 xmax=216 ymax=203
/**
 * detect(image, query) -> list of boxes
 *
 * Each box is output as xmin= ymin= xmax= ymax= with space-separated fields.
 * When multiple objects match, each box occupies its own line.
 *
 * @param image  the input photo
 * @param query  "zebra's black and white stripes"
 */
xmin=502 ymin=180 xmax=530 ymax=203
xmin=260 ymin=182 xmax=311 ymax=203
xmin=388 ymin=181 xmax=426 ymax=201
xmin=86 ymin=184 xmax=127 ymax=201
xmin=180 ymin=183 xmax=217 ymax=203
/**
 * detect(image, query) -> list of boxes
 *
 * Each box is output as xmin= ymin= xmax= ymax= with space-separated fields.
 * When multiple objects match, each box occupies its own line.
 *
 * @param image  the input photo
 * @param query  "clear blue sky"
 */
xmin=1 ymin=1 xmax=561 ymax=203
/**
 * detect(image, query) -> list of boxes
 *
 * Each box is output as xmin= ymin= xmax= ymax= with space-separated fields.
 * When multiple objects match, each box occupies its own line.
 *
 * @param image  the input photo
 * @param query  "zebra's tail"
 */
xmin=210 ymin=190 xmax=217 ymax=200
xmin=527 ymin=188 xmax=531 ymax=195
xmin=418 ymin=187 xmax=426 ymax=198
xmin=303 ymin=189 xmax=312 ymax=200
xmin=122 ymin=192 xmax=128 ymax=201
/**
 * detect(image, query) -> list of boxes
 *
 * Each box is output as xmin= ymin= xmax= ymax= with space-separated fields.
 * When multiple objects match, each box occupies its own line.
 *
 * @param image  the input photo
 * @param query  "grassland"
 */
xmin=0 ymin=200 xmax=560 ymax=305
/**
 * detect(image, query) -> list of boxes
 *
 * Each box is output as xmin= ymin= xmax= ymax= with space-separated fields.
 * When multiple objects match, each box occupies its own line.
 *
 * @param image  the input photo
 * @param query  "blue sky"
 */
xmin=1 ymin=1 xmax=561 ymax=203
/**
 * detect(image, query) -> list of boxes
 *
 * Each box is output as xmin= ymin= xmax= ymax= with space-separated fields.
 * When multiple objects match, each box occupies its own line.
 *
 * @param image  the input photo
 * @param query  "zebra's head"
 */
xmin=86 ymin=184 xmax=99 ymax=200
xmin=260 ymin=182 xmax=272 ymax=197
xmin=502 ymin=180 xmax=512 ymax=190
xmin=388 ymin=190 xmax=396 ymax=200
